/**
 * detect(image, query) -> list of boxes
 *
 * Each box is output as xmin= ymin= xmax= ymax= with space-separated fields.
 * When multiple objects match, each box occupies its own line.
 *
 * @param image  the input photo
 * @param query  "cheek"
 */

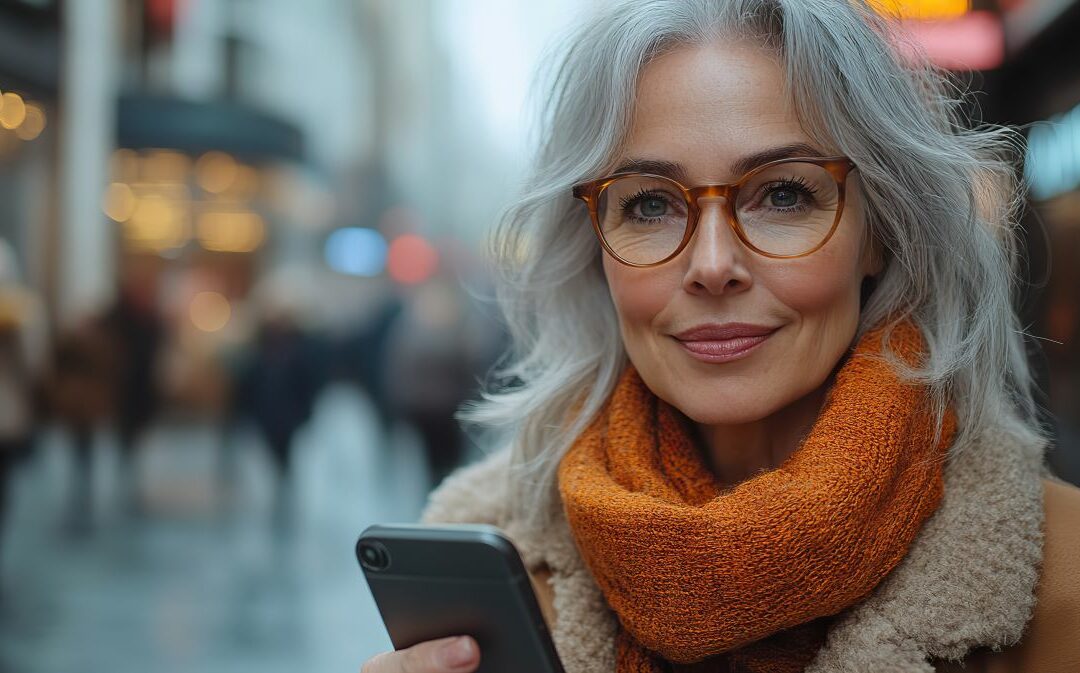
xmin=602 ymin=259 xmax=674 ymax=338
xmin=765 ymin=231 xmax=867 ymax=360
xmin=770 ymin=208 xmax=868 ymax=317
xmin=770 ymin=256 xmax=862 ymax=316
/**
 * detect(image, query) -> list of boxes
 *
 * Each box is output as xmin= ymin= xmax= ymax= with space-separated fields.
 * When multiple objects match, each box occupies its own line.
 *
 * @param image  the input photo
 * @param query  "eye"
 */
xmin=760 ymin=178 xmax=818 ymax=210
xmin=637 ymin=195 xmax=668 ymax=217
xmin=767 ymin=188 xmax=799 ymax=208
xmin=619 ymin=189 xmax=677 ymax=220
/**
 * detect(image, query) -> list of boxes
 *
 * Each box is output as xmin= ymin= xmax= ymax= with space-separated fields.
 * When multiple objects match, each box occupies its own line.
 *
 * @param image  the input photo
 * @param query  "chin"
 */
xmin=682 ymin=409 xmax=774 ymax=426
xmin=660 ymin=387 xmax=778 ymax=425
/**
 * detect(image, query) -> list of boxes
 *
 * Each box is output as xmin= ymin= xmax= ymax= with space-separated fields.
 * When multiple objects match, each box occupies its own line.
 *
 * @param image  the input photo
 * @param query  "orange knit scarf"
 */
xmin=557 ymin=322 xmax=955 ymax=673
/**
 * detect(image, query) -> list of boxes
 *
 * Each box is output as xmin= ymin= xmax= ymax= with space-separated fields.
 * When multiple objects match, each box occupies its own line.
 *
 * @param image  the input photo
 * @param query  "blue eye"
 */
xmin=768 ymin=188 xmax=799 ymax=208
xmin=619 ymin=189 xmax=675 ymax=220
xmin=637 ymin=196 xmax=667 ymax=217
xmin=760 ymin=177 xmax=818 ymax=211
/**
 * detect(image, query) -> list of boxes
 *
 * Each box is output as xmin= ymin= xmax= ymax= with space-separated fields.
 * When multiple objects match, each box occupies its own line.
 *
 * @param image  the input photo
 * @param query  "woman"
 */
xmin=363 ymin=0 xmax=1080 ymax=671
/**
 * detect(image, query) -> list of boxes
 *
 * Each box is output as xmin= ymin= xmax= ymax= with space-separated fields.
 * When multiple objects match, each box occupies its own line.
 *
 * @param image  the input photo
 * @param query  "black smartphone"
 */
xmin=356 ymin=523 xmax=566 ymax=673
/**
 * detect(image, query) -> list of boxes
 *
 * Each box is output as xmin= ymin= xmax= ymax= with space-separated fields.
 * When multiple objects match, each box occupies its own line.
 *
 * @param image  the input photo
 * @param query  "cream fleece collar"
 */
xmin=420 ymin=415 xmax=1046 ymax=672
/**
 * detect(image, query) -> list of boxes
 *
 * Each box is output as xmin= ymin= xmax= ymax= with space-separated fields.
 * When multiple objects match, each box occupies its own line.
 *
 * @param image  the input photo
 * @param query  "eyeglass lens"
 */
xmin=595 ymin=161 xmax=841 ymax=264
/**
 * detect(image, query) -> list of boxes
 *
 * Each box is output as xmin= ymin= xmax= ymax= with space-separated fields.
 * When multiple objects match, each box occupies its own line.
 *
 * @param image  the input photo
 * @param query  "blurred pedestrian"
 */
xmin=0 ymin=266 xmax=43 ymax=567
xmin=46 ymin=319 xmax=114 ymax=529
xmin=382 ymin=280 xmax=503 ymax=485
xmin=336 ymin=292 xmax=403 ymax=435
xmin=236 ymin=312 xmax=321 ymax=481
xmin=101 ymin=274 xmax=165 ymax=469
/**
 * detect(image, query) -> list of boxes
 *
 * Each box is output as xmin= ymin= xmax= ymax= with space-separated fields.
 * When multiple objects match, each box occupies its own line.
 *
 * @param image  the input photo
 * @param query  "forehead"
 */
xmin=621 ymin=40 xmax=816 ymax=181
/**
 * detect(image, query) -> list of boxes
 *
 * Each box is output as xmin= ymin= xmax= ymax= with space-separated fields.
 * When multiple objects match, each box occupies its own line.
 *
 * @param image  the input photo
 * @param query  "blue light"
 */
xmin=324 ymin=228 xmax=388 ymax=277
xmin=1026 ymin=103 xmax=1080 ymax=201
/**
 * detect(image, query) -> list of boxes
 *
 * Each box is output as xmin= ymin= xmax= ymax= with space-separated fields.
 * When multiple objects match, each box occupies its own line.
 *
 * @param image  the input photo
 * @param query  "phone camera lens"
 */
xmin=358 ymin=541 xmax=390 ymax=572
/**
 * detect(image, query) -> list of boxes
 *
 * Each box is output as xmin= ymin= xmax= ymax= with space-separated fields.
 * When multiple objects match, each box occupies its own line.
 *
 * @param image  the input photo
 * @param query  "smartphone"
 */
xmin=356 ymin=523 xmax=566 ymax=673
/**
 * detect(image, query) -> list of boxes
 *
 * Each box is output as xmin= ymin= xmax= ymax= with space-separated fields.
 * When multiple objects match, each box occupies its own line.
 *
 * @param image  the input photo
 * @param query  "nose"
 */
xmin=680 ymin=199 xmax=753 ymax=296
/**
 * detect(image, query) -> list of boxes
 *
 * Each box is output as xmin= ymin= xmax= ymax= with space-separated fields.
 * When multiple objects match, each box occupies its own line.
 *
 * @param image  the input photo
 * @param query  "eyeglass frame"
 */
xmin=571 ymin=156 xmax=858 ymax=267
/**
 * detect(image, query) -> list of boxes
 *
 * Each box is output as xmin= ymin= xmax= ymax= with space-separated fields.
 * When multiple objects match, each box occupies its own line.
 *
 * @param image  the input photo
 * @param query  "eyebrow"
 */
xmin=610 ymin=142 xmax=827 ymax=181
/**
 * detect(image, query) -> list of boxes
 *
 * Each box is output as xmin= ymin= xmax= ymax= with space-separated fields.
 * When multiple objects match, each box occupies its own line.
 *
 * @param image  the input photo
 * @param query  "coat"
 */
xmin=419 ymin=414 xmax=1080 ymax=672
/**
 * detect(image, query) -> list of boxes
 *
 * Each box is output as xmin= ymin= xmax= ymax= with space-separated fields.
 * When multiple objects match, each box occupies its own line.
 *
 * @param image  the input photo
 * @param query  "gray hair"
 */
xmin=462 ymin=0 xmax=1046 ymax=532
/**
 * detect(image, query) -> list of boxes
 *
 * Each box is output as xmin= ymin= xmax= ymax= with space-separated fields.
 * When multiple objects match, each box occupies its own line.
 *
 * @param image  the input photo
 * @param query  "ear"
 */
xmin=859 ymin=239 xmax=882 ymax=310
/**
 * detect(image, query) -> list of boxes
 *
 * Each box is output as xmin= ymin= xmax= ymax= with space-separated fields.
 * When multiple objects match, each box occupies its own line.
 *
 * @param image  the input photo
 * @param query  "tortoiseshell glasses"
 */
xmin=571 ymin=156 xmax=857 ymax=267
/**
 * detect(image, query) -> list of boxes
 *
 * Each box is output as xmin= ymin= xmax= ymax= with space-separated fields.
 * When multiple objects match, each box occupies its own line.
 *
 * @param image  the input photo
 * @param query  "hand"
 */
xmin=362 ymin=635 xmax=480 ymax=673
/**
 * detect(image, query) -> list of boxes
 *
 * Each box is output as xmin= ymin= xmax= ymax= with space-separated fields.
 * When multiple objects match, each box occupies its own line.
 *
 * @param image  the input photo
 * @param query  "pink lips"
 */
xmin=672 ymin=323 xmax=778 ymax=363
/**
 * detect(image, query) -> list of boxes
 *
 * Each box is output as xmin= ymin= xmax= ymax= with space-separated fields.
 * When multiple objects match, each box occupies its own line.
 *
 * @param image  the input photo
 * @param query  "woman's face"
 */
xmin=602 ymin=40 xmax=880 ymax=426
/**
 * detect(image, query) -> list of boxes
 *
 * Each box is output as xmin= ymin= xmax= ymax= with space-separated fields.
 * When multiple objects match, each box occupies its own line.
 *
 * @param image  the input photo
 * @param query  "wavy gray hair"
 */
xmin=462 ymin=0 xmax=1046 ymax=531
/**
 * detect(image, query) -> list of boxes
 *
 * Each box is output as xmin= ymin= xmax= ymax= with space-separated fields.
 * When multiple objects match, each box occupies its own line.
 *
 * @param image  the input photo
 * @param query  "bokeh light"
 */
xmin=14 ymin=102 xmax=45 ymax=141
xmin=195 ymin=151 xmax=239 ymax=194
xmin=196 ymin=211 xmax=266 ymax=253
xmin=103 ymin=182 xmax=138 ymax=222
xmin=143 ymin=149 xmax=192 ymax=184
xmin=894 ymin=10 xmax=1004 ymax=71
xmin=0 ymin=92 xmax=27 ymax=130
xmin=868 ymin=0 xmax=969 ymax=19
xmin=124 ymin=192 xmax=191 ymax=251
xmin=1026 ymin=104 xmax=1080 ymax=201
xmin=386 ymin=234 xmax=439 ymax=285
xmin=189 ymin=291 xmax=232 ymax=332
xmin=325 ymin=227 xmax=388 ymax=277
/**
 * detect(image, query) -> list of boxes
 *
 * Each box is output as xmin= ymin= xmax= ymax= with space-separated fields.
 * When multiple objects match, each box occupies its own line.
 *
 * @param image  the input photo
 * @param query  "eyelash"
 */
xmin=760 ymin=176 xmax=818 ymax=206
xmin=616 ymin=177 xmax=818 ymax=216
xmin=618 ymin=189 xmax=677 ymax=217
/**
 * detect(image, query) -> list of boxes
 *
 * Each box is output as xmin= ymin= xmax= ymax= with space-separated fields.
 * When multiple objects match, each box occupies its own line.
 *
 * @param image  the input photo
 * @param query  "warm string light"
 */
xmin=16 ymin=104 xmax=46 ymax=141
xmin=196 ymin=210 xmax=265 ymax=253
xmin=103 ymin=182 xmax=138 ymax=222
xmin=123 ymin=188 xmax=192 ymax=252
xmin=104 ymin=149 xmax=269 ymax=254
xmin=196 ymin=151 xmax=238 ymax=194
xmin=0 ymin=88 xmax=48 ymax=142
xmin=0 ymin=92 xmax=27 ymax=129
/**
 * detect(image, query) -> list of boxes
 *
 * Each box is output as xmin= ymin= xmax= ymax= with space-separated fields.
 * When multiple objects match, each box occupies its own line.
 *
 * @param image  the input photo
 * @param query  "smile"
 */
xmin=669 ymin=332 xmax=773 ymax=362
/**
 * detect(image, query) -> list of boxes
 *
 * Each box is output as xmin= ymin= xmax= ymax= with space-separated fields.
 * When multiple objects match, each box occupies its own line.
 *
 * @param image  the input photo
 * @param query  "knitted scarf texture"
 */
xmin=557 ymin=322 xmax=956 ymax=673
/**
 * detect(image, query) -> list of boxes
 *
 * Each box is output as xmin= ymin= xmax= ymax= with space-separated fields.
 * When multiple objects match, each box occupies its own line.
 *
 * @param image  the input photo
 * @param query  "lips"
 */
xmin=673 ymin=323 xmax=777 ymax=341
xmin=672 ymin=323 xmax=778 ymax=363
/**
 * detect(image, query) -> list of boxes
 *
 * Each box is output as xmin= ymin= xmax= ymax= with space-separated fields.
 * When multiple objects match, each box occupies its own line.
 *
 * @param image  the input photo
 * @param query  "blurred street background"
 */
xmin=0 ymin=1 xmax=1078 ymax=671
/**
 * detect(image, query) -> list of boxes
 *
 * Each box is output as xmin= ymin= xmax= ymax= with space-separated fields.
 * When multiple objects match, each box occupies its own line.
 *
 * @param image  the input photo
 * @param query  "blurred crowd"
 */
xmin=0 ymin=233 xmax=506 ymax=565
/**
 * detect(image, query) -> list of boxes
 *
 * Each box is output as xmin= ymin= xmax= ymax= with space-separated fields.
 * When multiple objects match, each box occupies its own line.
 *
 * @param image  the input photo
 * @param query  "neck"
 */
xmin=694 ymin=381 xmax=831 ymax=488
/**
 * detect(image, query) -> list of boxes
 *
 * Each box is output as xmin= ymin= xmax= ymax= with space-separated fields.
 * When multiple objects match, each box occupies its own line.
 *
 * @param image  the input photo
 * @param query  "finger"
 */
xmin=362 ymin=636 xmax=480 ymax=673
xmin=402 ymin=636 xmax=480 ymax=673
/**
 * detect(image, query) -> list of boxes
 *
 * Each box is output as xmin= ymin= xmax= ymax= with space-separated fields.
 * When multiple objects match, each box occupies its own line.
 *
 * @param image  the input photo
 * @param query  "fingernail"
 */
xmin=438 ymin=636 xmax=476 ymax=669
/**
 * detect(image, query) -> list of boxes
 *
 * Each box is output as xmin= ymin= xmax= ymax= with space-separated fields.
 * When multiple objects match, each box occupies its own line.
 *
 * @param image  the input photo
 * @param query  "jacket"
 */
xmin=420 ymin=415 xmax=1080 ymax=672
